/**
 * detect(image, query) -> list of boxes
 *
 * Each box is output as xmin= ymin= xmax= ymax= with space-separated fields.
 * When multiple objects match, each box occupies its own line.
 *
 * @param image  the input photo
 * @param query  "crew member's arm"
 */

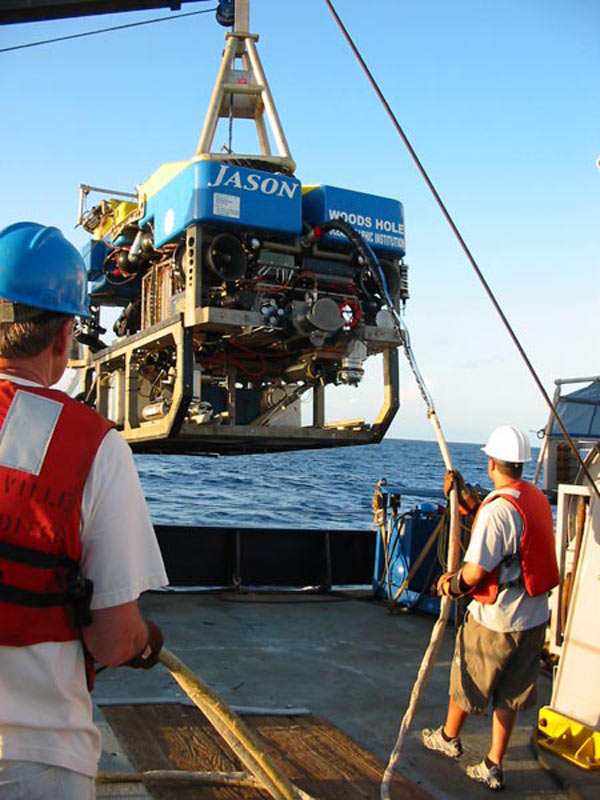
xmin=82 ymin=600 xmax=161 ymax=667
xmin=443 ymin=470 xmax=482 ymax=516
xmin=80 ymin=430 xmax=168 ymax=669
xmin=437 ymin=561 xmax=488 ymax=598
xmin=460 ymin=561 xmax=487 ymax=588
xmin=437 ymin=483 xmax=509 ymax=598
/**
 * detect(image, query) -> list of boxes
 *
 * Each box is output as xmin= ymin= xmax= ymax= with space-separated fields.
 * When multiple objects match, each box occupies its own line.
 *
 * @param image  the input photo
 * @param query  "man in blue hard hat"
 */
xmin=0 ymin=222 xmax=168 ymax=799
xmin=421 ymin=425 xmax=559 ymax=791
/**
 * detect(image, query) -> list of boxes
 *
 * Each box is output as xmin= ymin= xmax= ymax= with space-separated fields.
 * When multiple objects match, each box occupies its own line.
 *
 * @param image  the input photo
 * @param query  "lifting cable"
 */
xmin=324 ymin=0 xmax=600 ymax=506
xmin=323 ymin=2 xmax=600 ymax=797
xmin=305 ymin=214 xmax=461 ymax=799
xmin=0 ymin=5 xmax=217 ymax=54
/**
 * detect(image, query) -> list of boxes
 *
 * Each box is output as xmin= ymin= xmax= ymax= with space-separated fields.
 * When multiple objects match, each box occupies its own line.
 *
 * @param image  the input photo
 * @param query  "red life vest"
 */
xmin=0 ymin=381 xmax=113 ymax=647
xmin=470 ymin=480 xmax=559 ymax=605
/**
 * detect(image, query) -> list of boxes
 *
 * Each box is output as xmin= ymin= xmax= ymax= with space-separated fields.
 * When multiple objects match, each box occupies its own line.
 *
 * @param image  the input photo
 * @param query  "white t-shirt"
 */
xmin=0 ymin=377 xmax=168 ymax=777
xmin=465 ymin=490 xmax=549 ymax=633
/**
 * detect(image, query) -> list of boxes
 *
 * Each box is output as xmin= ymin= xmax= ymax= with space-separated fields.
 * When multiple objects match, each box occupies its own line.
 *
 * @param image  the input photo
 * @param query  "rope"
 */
xmin=159 ymin=646 xmax=314 ymax=800
xmin=323 ymin=0 xmax=600 ymax=504
xmin=304 ymin=23 xmax=462 ymax=791
xmin=375 ymin=320 xmax=461 ymax=797
xmin=97 ymin=769 xmax=261 ymax=787
xmin=378 ymin=494 xmax=460 ymax=800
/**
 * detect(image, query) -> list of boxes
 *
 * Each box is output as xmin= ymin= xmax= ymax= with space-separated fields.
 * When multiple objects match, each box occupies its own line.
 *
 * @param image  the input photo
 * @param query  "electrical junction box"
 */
xmin=302 ymin=184 xmax=405 ymax=256
xmin=139 ymin=160 xmax=303 ymax=247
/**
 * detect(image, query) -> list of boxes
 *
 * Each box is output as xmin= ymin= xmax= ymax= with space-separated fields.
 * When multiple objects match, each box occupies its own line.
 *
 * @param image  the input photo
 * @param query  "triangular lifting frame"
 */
xmin=195 ymin=0 xmax=296 ymax=174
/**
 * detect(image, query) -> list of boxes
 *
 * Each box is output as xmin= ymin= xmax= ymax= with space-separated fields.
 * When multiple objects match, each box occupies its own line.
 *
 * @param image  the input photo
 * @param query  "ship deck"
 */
xmin=93 ymin=590 xmax=592 ymax=800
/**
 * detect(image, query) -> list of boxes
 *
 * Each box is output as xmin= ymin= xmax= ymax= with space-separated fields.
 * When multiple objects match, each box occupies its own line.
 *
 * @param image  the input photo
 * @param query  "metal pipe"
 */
xmin=234 ymin=0 xmax=249 ymax=33
xmin=195 ymin=35 xmax=238 ymax=156
xmin=79 ymin=183 xmax=137 ymax=199
xmin=245 ymin=38 xmax=294 ymax=162
xmin=77 ymin=183 xmax=137 ymax=226
xmin=555 ymin=376 xmax=600 ymax=386
xmin=534 ymin=384 xmax=561 ymax=486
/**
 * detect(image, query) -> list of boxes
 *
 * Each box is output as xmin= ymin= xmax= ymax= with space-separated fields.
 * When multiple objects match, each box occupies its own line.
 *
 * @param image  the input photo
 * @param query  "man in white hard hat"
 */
xmin=0 ymin=223 xmax=169 ymax=799
xmin=421 ymin=425 xmax=559 ymax=791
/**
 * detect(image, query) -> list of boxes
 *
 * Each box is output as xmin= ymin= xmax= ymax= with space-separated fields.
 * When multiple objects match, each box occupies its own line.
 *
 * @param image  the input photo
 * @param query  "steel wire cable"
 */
xmin=324 ymin=0 xmax=600 ymax=503
xmin=0 ymin=6 xmax=217 ymax=54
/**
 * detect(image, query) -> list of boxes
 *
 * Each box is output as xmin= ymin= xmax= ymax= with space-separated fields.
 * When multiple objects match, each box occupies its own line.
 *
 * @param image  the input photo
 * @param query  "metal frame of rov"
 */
xmin=72 ymin=202 xmax=404 ymax=455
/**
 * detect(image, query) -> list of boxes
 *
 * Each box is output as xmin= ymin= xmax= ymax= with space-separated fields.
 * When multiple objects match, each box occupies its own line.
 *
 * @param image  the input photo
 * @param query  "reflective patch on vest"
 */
xmin=0 ymin=390 xmax=63 ymax=475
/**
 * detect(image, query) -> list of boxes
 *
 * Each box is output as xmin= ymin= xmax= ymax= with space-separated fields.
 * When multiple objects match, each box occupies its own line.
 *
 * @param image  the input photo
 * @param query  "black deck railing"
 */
xmin=154 ymin=525 xmax=376 ymax=589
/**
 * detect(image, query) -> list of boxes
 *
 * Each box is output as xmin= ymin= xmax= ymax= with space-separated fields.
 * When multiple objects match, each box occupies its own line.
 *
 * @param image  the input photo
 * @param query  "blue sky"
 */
xmin=1 ymin=0 xmax=598 ymax=444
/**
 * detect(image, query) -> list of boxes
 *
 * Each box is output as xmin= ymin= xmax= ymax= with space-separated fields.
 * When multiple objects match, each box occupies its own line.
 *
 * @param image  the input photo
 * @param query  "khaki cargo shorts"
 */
xmin=449 ymin=611 xmax=546 ymax=713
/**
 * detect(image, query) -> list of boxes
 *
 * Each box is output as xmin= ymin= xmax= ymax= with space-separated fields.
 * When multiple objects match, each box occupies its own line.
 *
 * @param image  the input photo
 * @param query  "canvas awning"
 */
xmin=550 ymin=380 xmax=600 ymax=439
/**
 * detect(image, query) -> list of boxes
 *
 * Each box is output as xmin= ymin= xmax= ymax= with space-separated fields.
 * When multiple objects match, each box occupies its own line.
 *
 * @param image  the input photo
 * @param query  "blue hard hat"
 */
xmin=0 ymin=222 xmax=89 ymax=317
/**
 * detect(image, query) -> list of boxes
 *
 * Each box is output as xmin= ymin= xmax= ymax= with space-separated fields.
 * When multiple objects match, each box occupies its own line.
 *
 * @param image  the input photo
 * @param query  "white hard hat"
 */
xmin=482 ymin=425 xmax=532 ymax=463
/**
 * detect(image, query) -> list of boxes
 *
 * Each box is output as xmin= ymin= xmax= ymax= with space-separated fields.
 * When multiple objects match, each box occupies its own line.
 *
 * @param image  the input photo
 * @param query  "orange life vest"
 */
xmin=470 ymin=480 xmax=559 ymax=605
xmin=0 ymin=381 xmax=113 ymax=648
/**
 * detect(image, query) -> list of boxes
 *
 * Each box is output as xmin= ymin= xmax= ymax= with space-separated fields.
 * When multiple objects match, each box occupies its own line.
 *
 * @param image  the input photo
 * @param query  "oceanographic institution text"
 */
xmin=327 ymin=209 xmax=404 ymax=248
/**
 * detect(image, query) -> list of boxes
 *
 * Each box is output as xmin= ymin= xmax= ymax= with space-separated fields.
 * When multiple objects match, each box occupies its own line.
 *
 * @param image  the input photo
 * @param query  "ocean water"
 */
xmin=135 ymin=439 xmax=539 ymax=530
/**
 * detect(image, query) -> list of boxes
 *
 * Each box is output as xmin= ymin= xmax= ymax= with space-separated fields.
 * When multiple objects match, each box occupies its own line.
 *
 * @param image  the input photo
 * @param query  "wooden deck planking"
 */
xmin=102 ymin=704 xmax=248 ymax=800
xmin=101 ymin=704 xmax=432 ymax=800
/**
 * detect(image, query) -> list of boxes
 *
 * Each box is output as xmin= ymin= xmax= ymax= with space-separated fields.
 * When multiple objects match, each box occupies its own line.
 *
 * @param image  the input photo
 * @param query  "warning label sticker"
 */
xmin=213 ymin=192 xmax=240 ymax=219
